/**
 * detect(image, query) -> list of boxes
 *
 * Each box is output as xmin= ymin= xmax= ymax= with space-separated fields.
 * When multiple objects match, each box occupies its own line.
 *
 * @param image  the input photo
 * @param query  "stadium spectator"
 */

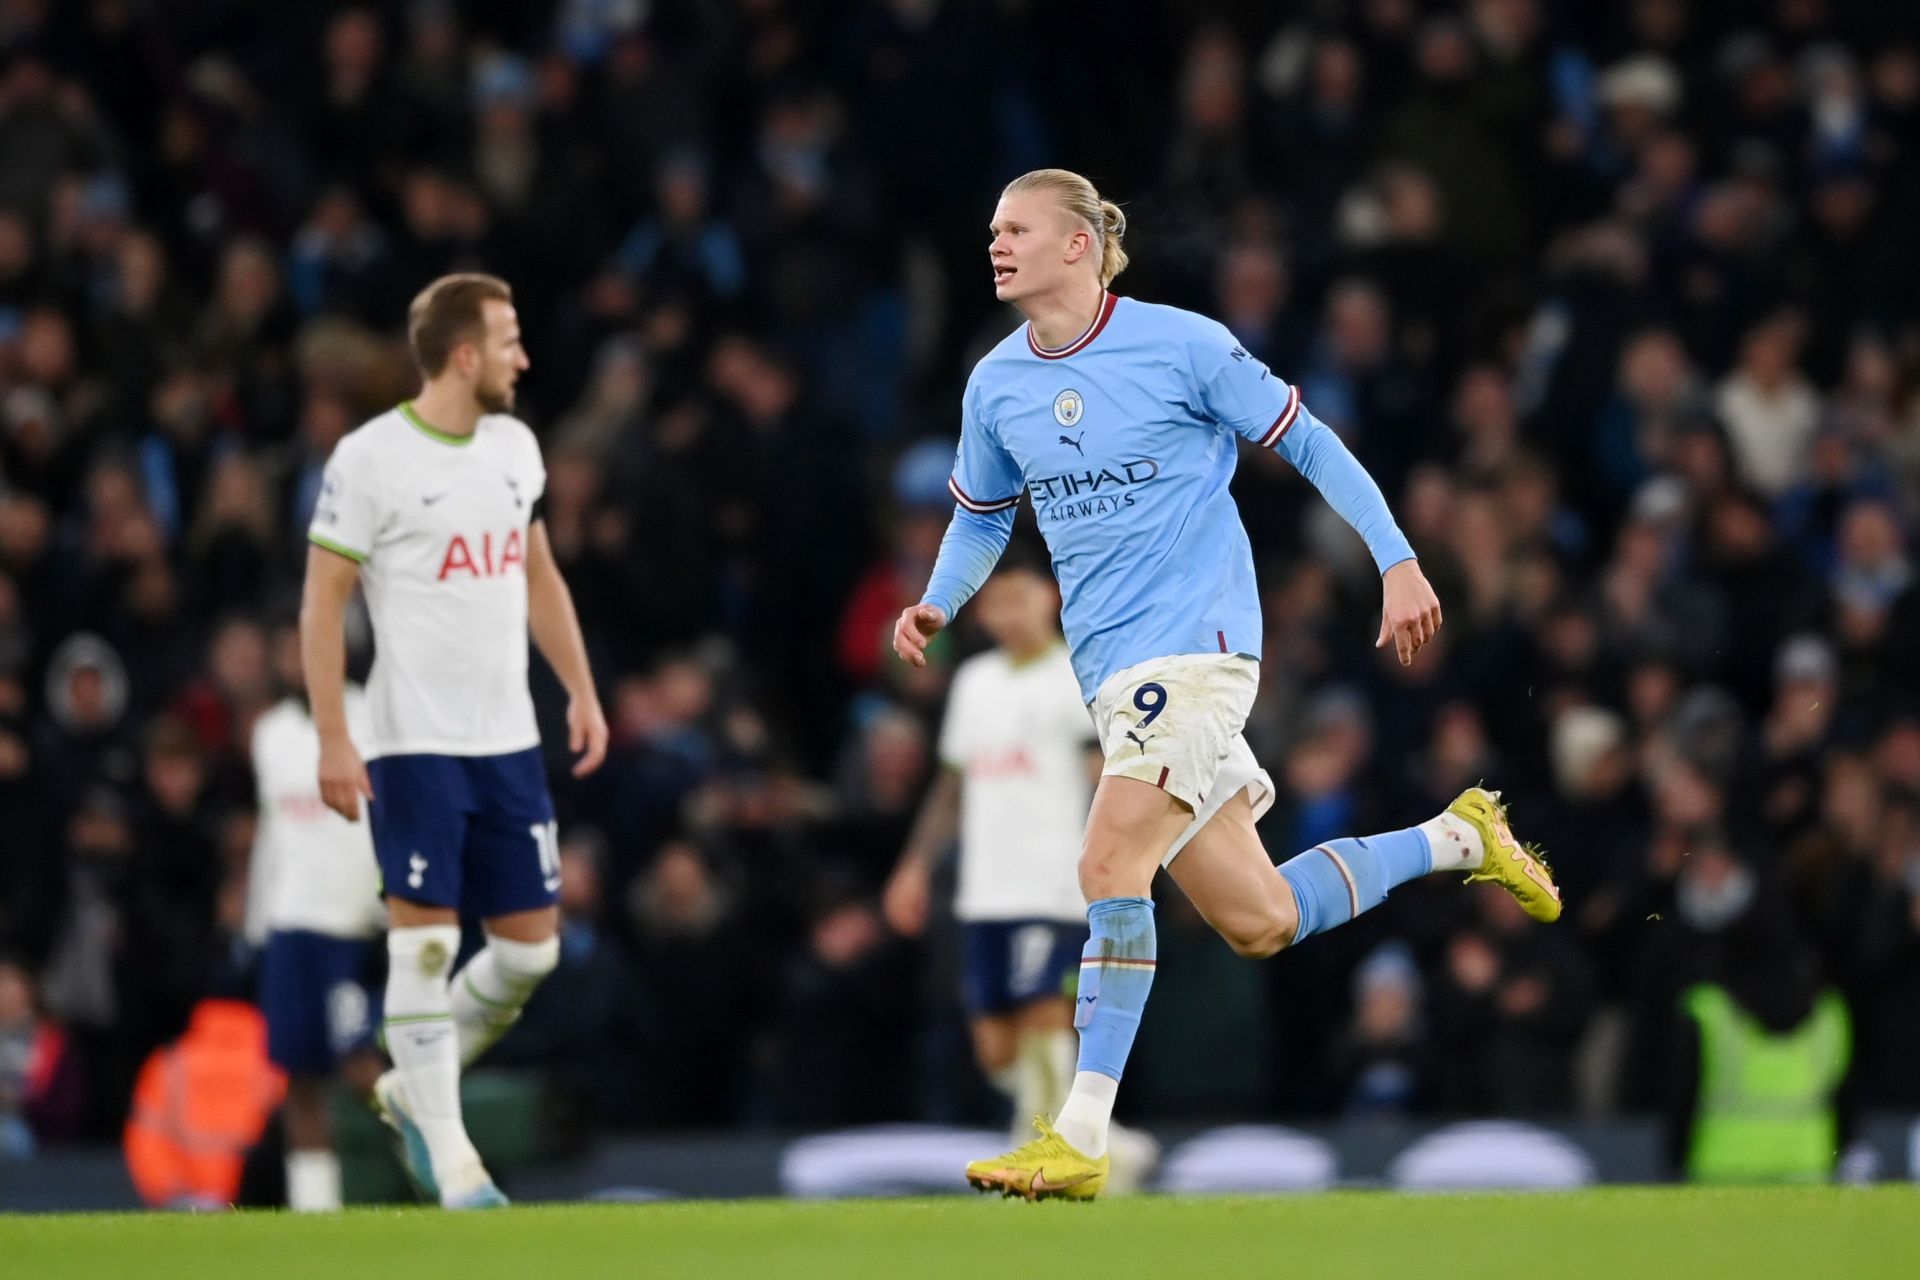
xmin=2 ymin=0 xmax=1920 ymax=1146
xmin=0 ymin=958 xmax=84 ymax=1156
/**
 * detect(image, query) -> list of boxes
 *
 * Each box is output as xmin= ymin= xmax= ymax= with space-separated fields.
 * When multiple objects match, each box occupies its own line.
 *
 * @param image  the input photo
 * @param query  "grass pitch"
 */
xmin=4 ymin=1188 xmax=1916 ymax=1279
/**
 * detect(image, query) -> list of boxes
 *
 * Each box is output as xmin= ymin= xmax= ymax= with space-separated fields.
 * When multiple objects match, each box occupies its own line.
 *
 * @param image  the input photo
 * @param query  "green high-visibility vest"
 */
xmin=1683 ymin=983 xmax=1850 ymax=1184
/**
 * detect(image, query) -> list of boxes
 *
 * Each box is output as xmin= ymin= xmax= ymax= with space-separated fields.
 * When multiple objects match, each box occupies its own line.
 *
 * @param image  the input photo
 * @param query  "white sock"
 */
xmin=1052 ymin=1070 xmax=1120 ymax=1158
xmin=385 ymin=925 xmax=483 ymax=1196
xmin=1015 ymin=1028 xmax=1077 ymax=1124
xmin=989 ymin=1062 xmax=1022 ymax=1105
xmin=1417 ymin=811 xmax=1484 ymax=872
xmin=285 ymin=1149 xmax=343 ymax=1212
xmin=450 ymin=934 xmax=559 ymax=1068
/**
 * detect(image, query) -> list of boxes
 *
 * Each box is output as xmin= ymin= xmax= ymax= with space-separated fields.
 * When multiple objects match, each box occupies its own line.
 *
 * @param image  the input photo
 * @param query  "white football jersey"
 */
xmin=248 ymin=692 xmax=385 ymax=940
xmin=308 ymin=403 xmax=546 ymax=758
xmin=940 ymin=642 xmax=1096 ymax=923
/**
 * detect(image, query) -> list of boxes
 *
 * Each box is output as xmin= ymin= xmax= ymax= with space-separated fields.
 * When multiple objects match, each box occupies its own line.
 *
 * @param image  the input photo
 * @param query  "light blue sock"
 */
xmin=1277 ymin=829 xmax=1433 ymax=943
xmin=1074 ymin=897 xmax=1156 ymax=1080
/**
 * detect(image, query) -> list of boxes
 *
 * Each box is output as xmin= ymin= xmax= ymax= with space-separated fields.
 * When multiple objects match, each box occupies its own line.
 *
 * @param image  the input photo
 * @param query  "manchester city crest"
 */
xmin=1053 ymin=388 xmax=1084 ymax=427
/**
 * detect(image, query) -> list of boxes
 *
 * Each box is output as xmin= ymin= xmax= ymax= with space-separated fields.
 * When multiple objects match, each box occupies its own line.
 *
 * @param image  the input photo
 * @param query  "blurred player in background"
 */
xmin=882 ymin=558 xmax=1156 ymax=1190
xmin=895 ymin=170 xmax=1562 ymax=1200
xmin=247 ymin=621 xmax=385 ymax=1212
xmin=301 ymin=274 xmax=608 ymax=1209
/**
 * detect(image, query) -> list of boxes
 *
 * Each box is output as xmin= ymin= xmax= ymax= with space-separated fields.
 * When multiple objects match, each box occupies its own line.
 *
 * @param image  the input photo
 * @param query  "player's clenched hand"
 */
xmin=893 ymin=603 xmax=947 ymax=668
xmin=1376 ymin=560 xmax=1442 ymax=667
xmin=569 ymin=695 xmax=610 ymax=777
xmin=317 ymin=733 xmax=373 ymax=821
xmin=882 ymin=861 xmax=932 ymax=937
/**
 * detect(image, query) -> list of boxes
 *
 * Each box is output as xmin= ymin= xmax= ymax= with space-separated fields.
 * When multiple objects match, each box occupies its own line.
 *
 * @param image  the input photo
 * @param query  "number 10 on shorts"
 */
xmin=531 ymin=821 xmax=561 ymax=893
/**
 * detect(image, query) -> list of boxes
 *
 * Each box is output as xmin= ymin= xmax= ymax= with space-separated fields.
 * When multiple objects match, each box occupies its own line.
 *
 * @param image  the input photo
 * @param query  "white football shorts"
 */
xmin=1088 ymin=653 xmax=1275 ymax=865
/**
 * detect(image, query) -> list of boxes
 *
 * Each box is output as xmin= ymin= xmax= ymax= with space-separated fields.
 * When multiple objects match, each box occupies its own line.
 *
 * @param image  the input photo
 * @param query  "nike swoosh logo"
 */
xmin=544 ymin=876 xmax=562 ymax=893
xmin=422 ymin=493 xmax=448 ymax=505
xmin=1030 ymin=1167 xmax=1096 ymax=1194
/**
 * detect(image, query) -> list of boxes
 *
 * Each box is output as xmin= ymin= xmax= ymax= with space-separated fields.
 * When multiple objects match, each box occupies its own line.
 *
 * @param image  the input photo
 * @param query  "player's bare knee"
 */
xmin=1219 ymin=901 xmax=1298 ymax=960
xmin=1221 ymin=920 xmax=1285 ymax=960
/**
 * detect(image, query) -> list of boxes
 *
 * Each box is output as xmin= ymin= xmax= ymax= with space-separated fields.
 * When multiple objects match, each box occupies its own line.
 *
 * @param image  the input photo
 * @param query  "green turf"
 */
xmin=3 ymin=1188 xmax=1916 ymax=1279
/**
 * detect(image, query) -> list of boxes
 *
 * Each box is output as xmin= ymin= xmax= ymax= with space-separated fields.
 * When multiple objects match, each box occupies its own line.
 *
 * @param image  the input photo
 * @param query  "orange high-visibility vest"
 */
xmin=123 ymin=999 xmax=287 ymax=1208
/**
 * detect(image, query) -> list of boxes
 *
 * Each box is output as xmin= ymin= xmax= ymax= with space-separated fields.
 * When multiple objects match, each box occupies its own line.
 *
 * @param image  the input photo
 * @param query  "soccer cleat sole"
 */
xmin=444 ymin=1181 xmax=511 ymax=1210
xmin=965 ymin=1168 xmax=1103 ymax=1202
xmin=1455 ymin=786 xmax=1563 ymax=923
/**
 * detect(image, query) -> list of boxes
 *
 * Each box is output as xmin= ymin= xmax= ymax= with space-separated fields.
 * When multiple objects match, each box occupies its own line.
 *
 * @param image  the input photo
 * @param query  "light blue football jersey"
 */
xmin=929 ymin=292 xmax=1413 ymax=702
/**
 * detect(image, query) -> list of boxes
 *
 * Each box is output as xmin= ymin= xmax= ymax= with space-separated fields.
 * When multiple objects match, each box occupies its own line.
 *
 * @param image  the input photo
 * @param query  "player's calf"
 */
xmin=1216 ymin=911 xmax=1292 ymax=961
xmin=383 ymin=923 xmax=490 ymax=1203
xmin=1271 ymin=792 xmax=1544 ymax=943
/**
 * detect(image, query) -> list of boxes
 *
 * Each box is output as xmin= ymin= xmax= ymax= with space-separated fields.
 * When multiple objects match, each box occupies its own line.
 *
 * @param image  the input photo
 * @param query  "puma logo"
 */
xmin=1058 ymin=432 xmax=1084 ymax=456
xmin=1125 ymin=730 xmax=1153 ymax=754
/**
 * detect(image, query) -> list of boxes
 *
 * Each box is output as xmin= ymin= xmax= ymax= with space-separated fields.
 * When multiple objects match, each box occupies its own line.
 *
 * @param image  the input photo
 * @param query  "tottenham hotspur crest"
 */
xmin=1053 ymin=388 xmax=1084 ymax=428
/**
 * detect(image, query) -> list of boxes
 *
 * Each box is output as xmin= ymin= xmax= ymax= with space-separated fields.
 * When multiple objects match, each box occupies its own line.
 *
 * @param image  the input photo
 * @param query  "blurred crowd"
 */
xmin=5 ymin=0 xmax=1920 ymax=1151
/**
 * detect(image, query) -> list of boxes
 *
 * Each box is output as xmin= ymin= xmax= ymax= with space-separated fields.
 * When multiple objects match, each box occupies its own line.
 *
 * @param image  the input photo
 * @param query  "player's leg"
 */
xmin=966 ymin=775 xmax=1187 ymax=1199
xmin=960 ymin=922 xmax=1043 ymax=1132
xmin=367 ymin=753 xmax=496 ymax=1207
xmin=1005 ymin=912 xmax=1166 ymax=1192
xmin=1055 ymin=773 xmax=1188 ymax=1137
xmin=993 ymin=921 xmax=1082 ymax=1133
xmin=458 ymin=747 xmax=562 ymax=1067
xmin=1008 ymin=999 xmax=1075 ymax=1125
xmin=282 ymin=1076 xmax=336 ymax=1210
xmin=1164 ymin=788 xmax=1298 ymax=955
xmin=452 ymin=907 xmax=560 ymax=1066
xmin=968 ymin=1012 xmax=1022 ymax=1112
xmin=262 ymin=930 xmax=348 ymax=1211
xmin=1172 ymin=778 xmax=1560 ymax=957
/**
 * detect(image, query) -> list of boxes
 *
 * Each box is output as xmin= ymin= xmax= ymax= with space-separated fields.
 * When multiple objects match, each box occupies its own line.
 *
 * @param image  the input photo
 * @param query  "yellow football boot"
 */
xmin=1452 ymin=786 xmax=1562 ymax=923
xmin=965 ymin=1117 xmax=1108 ymax=1201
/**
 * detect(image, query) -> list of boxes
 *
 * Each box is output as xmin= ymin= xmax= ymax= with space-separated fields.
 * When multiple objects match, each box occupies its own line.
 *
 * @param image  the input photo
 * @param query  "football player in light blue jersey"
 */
xmin=893 ymin=169 xmax=1563 ymax=1200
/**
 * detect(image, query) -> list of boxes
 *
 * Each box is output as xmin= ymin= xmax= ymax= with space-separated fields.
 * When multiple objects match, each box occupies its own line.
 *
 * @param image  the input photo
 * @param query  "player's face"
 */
xmin=471 ymin=298 xmax=530 ymax=413
xmin=989 ymin=190 xmax=1087 ymax=304
xmin=974 ymin=570 xmax=1058 ymax=653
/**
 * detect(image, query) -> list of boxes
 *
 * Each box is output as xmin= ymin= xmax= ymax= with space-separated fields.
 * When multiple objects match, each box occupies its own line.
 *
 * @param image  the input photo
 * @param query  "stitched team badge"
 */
xmin=1053 ymin=388 xmax=1084 ymax=427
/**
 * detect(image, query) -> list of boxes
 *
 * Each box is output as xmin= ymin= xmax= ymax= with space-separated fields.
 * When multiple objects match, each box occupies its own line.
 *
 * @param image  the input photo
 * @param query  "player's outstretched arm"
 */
xmin=1278 ymin=411 xmax=1439 ymax=665
xmin=526 ymin=520 xmax=608 ymax=777
xmin=300 ymin=543 xmax=374 ymax=820
xmin=882 ymin=766 xmax=962 ymax=935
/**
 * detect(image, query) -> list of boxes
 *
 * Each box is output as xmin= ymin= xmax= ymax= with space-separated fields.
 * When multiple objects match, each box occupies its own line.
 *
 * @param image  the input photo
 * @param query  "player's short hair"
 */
xmin=407 ymin=272 xmax=513 ymax=377
xmin=993 ymin=538 xmax=1053 ymax=582
xmin=1002 ymin=169 xmax=1129 ymax=287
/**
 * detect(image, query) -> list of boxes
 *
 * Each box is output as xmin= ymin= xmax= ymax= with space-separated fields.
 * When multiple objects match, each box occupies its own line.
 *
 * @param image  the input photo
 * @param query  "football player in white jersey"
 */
xmin=247 ymin=622 xmax=385 ymax=1212
xmin=884 ymin=559 xmax=1156 ymax=1187
xmin=300 ymin=273 xmax=608 ymax=1209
